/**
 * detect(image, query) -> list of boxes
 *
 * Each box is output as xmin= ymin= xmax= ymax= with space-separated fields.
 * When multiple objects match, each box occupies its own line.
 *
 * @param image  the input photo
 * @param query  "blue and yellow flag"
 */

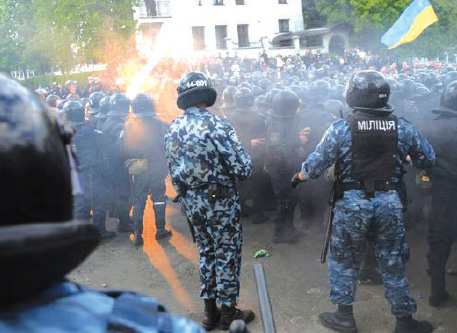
xmin=381 ymin=0 xmax=438 ymax=49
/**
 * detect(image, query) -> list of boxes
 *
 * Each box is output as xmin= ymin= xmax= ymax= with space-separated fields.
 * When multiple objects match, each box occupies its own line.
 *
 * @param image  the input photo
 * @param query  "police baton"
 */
xmin=254 ymin=264 xmax=276 ymax=333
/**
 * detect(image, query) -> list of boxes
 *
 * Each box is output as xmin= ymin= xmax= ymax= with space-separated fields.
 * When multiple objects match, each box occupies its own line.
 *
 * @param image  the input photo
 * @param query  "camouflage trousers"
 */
xmin=328 ymin=190 xmax=417 ymax=317
xmin=183 ymin=187 xmax=242 ymax=307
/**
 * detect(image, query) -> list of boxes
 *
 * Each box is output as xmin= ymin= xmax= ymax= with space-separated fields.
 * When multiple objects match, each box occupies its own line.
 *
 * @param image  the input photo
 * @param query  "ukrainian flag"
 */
xmin=381 ymin=0 xmax=438 ymax=49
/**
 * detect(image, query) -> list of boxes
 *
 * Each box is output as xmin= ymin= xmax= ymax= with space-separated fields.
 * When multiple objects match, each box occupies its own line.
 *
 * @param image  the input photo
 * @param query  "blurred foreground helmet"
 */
xmin=63 ymin=101 xmax=85 ymax=124
xmin=345 ymin=70 xmax=390 ymax=109
xmin=272 ymin=90 xmax=300 ymax=118
xmin=234 ymin=87 xmax=255 ymax=110
xmin=222 ymin=86 xmax=237 ymax=108
xmin=132 ymin=93 xmax=156 ymax=117
xmin=0 ymin=73 xmax=99 ymax=305
xmin=46 ymin=94 xmax=60 ymax=108
xmin=88 ymin=92 xmax=105 ymax=114
xmin=177 ymin=71 xmax=217 ymax=110
xmin=435 ymin=80 xmax=457 ymax=113
xmin=95 ymin=95 xmax=111 ymax=119
xmin=108 ymin=93 xmax=129 ymax=116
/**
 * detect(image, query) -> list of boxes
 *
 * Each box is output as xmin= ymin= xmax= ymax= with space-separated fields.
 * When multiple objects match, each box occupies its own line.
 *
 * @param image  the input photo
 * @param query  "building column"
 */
xmin=293 ymin=36 xmax=300 ymax=55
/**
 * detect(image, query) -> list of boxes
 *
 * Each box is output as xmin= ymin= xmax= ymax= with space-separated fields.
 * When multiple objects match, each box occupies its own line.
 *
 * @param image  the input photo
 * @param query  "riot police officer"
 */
xmin=95 ymin=95 xmax=111 ymax=130
xmin=165 ymin=72 xmax=255 ymax=331
xmin=88 ymin=92 xmax=105 ymax=126
xmin=292 ymin=71 xmax=435 ymax=333
xmin=124 ymin=93 xmax=172 ymax=246
xmin=101 ymin=93 xmax=133 ymax=233
xmin=426 ymin=80 xmax=457 ymax=307
xmin=63 ymin=101 xmax=115 ymax=239
xmin=0 ymin=74 xmax=204 ymax=332
xmin=228 ymin=87 xmax=267 ymax=222
xmin=265 ymin=90 xmax=304 ymax=243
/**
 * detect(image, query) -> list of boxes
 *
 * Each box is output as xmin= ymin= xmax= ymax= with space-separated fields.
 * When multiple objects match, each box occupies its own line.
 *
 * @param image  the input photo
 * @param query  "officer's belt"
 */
xmin=178 ymin=182 xmax=231 ymax=198
xmin=341 ymin=181 xmax=400 ymax=192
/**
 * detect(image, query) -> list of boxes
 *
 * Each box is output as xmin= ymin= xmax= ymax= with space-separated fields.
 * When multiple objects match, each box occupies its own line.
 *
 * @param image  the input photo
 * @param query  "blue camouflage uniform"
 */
xmin=301 ymin=117 xmax=435 ymax=317
xmin=0 ymin=281 xmax=205 ymax=333
xmin=165 ymin=107 xmax=252 ymax=307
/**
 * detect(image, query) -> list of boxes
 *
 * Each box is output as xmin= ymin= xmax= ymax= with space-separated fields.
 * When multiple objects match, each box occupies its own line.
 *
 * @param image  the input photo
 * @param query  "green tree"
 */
xmin=316 ymin=0 xmax=457 ymax=58
xmin=0 ymin=0 xmax=138 ymax=74
xmin=302 ymin=0 xmax=327 ymax=29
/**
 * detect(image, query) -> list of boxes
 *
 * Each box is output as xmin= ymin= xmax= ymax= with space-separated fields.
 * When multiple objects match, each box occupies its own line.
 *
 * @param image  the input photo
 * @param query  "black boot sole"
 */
xmin=218 ymin=312 xmax=255 ymax=331
xmin=319 ymin=313 xmax=358 ymax=333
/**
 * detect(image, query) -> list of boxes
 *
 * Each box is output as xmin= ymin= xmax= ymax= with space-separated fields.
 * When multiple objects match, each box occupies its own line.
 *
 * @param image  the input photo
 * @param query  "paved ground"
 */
xmin=69 ymin=185 xmax=457 ymax=333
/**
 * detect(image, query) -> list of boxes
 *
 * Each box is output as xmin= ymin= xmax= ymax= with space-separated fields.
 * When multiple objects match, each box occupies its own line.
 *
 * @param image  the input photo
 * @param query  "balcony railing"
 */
xmin=138 ymin=0 xmax=171 ymax=18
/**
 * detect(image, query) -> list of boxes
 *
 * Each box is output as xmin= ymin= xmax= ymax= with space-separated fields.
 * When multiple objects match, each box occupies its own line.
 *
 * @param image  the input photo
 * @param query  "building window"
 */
xmin=144 ymin=0 xmax=157 ymax=16
xmin=213 ymin=0 xmax=224 ymax=5
xmin=192 ymin=26 xmax=206 ymax=50
xmin=215 ymin=25 xmax=228 ymax=49
xmin=237 ymin=24 xmax=249 ymax=48
xmin=279 ymin=19 xmax=290 ymax=33
xmin=278 ymin=0 xmax=287 ymax=4
xmin=235 ymin=0 xmax=245 ymax=4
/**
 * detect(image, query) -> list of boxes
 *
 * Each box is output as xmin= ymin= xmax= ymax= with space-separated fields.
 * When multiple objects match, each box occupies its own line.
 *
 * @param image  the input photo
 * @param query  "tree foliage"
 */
xmin=316 ymin=0 xmax=457 ymax=58
xmin=302 ymin=0 xmax=327 ymax=29
xmin=0 ymin=0 xmax=138 ymax=74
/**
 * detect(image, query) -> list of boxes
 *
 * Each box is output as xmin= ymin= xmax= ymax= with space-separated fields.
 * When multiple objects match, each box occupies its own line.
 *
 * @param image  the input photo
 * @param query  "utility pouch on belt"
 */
xmin=208 ymin=183 xmax=229 ymax=204
xmin=124 ymin=158 xmax=149 ymax=175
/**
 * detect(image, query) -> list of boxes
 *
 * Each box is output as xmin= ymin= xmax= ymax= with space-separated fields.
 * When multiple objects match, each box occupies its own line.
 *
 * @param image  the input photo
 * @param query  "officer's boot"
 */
xmin=319 ymin=305 xmax=357 ymax=333
xmin=117 ymin=205 xmax=134 ymax=233
xmin=218 ymin=305 xmax=255 ymax=331
xmin=94 ymin=216 xmax=116 ymax=240
xmin=154 ymin=202 xmax=172 ymax=240
xmin=134 ymin=217 xmax=143 ymax=246
xmin=272 ymin=202 xmax=299 ymax=244
xmin=393 ymin=316 xmax=433 ymax=333
xmin=285 ymin=203 xmax=304 ymax=239
xmin=201 ymin=299 xmax=220 ymax=331
xmin=428 ymin=266 xmax=450 ymax=307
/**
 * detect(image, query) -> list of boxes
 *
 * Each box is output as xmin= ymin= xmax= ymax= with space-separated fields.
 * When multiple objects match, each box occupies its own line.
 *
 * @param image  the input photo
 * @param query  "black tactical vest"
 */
xmin=348 ymin=111 xmax=398 ymax=182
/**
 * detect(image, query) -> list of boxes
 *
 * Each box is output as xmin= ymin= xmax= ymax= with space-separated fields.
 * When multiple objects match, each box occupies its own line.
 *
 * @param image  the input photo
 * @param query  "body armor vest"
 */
xmin=349 ymin=111 xmax=398 ymax=182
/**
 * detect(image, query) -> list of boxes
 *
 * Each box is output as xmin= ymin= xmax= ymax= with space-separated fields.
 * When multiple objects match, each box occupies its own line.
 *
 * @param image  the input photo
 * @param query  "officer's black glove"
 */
xmin=291 ymin=172 xmax=306 ymax=189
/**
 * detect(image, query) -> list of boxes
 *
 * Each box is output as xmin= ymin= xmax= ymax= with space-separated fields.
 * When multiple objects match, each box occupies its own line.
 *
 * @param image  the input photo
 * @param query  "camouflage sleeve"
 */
xmin=401 ymin=119 xmax=436 ymax=171
xmin=301 ymin=122 xmax=340 ymax=180
xmin=211 ymin=120 xmax=252 ymax=181
xmin=164 ymin=127 xmax=181 ymax=191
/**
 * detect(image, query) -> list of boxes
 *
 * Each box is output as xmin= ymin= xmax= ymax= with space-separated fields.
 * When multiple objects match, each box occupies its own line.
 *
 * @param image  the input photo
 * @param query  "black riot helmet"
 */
xmin=345 ymin=70 xmax=391 ymax=110
xmin=222 ymin=86 xmax=237 ymax=108
xmin=95 ymin=96 xmax=111 ymax=119
xmin=132 ymin=93 xmax=156 ymax=117
xmin=107 ymin=93 xmax=130 ymax=116
xmin=177 ymin=71 xmax=217 ymax=110
xmin=63 ymin=101 xmax=85 ymax=124
xmin=0 ymin=73 xmax=74 ymax=225
xmin=308 ymin=80 xmax=330 ymax=101
xmin=88 ymin=92 xmax=105 ymax=114
xmin=0 ymin=74 xmax=100 ymax=306
xmin=272 ymin=90 xmax=300 ymax=118
xmin=435 ymin=80 xmax=457 ymax=113
xmin=46 ymin=94 xmax=60 ymax=108
xmin=234 ymin=87 xmax=256 ymax=111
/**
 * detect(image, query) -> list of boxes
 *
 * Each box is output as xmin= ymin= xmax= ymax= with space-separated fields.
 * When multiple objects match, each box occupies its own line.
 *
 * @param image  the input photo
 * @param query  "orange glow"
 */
xmin=141 ymin=181 xmax=197 ymax=312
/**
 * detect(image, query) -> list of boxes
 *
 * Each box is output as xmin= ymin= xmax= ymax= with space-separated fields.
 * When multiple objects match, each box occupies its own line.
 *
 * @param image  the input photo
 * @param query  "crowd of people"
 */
xmin=4 ymin=49 xmax=456 ymax=332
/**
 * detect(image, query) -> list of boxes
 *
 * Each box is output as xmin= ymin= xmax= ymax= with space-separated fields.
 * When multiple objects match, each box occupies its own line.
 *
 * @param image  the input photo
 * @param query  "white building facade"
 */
xmin=133 ymin=0 xmax=305 ymax=58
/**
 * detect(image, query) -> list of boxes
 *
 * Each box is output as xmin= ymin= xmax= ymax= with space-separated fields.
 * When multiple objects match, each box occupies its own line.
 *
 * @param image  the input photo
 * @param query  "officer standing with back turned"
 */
xmin=165 ymin=72 xmax=255 ymax=331
xmin=292 ymin=71 xmax=435 ymax=333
